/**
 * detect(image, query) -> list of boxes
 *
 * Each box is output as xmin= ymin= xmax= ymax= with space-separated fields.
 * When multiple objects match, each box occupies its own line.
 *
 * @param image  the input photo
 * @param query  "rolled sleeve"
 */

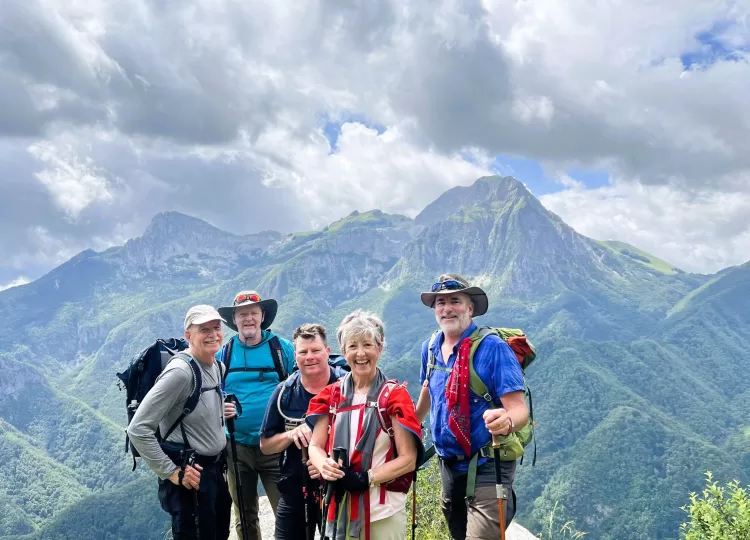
xmin=260 ymin=384 xmax=285 ymax=439
xmin=490 ymin=338 xmax=525 ymax=398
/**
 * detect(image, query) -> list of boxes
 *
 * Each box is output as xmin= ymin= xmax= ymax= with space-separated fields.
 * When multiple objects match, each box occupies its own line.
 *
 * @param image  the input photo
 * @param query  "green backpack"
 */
xmin=426 ymin=326 xmax=537 ymax=464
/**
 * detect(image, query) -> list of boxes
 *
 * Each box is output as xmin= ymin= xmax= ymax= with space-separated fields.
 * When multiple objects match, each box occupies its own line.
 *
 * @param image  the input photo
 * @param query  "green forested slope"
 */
xmin=1 ymin=176 xmax=747 ymax=539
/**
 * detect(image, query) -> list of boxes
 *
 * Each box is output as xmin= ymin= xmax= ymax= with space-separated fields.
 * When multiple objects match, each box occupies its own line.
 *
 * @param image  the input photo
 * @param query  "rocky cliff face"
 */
xmin=116 ymin=211 xmax=281 ymax=279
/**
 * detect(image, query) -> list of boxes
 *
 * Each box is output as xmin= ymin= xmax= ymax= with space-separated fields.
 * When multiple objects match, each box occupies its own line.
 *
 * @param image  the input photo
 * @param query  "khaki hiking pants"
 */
xmin=225 ymin=440 xmax=282 ymax=540
xmin=440 ymin=458 xmax=517 ymax=540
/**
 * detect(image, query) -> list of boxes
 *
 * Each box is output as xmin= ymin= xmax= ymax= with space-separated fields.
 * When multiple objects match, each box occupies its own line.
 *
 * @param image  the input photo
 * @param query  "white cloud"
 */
xmin=540 ymin=179 xmax=750 ymax=274
xmin=28 ymin=140 xmax=113 ymax=218
xmin=0 ymin=276 xmax=30 ymax=291
xmin=1 ymin=0 xmax=750 ymax=279
xmin=252 ymin=122 xmax=492 ymax=228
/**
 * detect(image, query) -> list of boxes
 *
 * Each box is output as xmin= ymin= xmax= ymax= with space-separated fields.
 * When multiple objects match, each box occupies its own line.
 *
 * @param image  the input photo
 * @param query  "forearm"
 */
xmin=308 ymin=442 xmax=328 ymax=471
xmin=260 ymin=433 xmax=291 ymax=455
xmin=507 ymin=404 xmax=529 ymax=432
xmin=308 ymin=418 xmax=330 ymax=471
xmin=371 ymin=453 xmax=416 ymax=485
xmin=415 ymin=385 xmax=430 ymax=422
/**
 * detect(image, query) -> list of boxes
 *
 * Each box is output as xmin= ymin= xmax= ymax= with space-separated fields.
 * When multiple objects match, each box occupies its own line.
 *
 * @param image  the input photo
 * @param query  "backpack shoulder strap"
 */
xmin=375 ymin=379 xmax=405 ymax=438
xmin=467 ymin=326 xmax=500 ymax=406
xmin=160 ymin=353 xmax=203 ymax=443
xmin=268 ymin=335 xmax=287 ymax=382
xmin=424 ymin=330 xmax=442 ymax=383
xmin=220 ymin=338 xmax=234 ymax=384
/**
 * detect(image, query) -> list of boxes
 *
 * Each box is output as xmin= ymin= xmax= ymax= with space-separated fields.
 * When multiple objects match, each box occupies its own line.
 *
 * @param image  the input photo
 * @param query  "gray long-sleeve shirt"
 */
xmin=126 ymin=354 xmax=226 ymax=480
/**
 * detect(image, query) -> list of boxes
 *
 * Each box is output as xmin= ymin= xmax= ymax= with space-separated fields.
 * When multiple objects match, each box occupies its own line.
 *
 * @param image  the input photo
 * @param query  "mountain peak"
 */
xmin=415 ymin=175 xmax=532 ymax=227
xmin=142 ymin=211 xmax=229 ymax=240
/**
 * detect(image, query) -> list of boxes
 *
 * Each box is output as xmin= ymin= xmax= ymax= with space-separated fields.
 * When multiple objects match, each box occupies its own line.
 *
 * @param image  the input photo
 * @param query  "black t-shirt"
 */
xmin=260 ymin=367 xmax=341 ymax=486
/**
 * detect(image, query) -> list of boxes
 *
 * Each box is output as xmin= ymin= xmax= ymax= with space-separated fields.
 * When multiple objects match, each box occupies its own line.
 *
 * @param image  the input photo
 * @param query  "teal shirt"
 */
xmin=217 ymin=332 xmax=295 ymax=446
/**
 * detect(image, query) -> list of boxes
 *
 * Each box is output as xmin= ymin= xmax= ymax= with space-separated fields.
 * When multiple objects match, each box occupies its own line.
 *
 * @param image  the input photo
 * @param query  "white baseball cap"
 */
xmin=184 ymin=305 xmax=226 ymax=330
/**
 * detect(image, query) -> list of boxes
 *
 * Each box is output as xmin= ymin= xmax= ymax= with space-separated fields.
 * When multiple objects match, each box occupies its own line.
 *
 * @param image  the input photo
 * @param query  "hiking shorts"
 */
xmin=157 ymin=451 xmax=231 ymax=540
xmin=439 ymin=458 xmax=517 ymax=540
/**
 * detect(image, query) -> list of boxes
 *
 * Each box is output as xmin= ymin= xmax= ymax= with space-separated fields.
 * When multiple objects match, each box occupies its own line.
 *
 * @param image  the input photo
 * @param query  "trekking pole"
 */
xmin=186 ymin=451 xmax=201 ymax=540
xmin=411 ymin=469 xmax=417 ymax=540
xmin=322 ymin=448 xmax=345 ymax=540
xmin=225 ymin=394 xmax=248 ymax=540
xmin=491 ymin=435 xmax=508 ymax=540
xmin=301 ymin=447 xmax=314 ymax=540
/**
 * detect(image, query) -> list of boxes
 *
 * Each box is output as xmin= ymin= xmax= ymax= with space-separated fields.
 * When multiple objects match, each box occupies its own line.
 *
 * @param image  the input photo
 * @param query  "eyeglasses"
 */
xmin=234 ymin=293 xmax=261 ymax=305
xmin=431 ymin=280 xmax=466 ymax=292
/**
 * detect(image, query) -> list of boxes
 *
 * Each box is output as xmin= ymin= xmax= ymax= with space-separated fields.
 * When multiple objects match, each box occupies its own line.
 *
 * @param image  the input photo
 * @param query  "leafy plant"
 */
xmin=537 ymin=501 xmax=587 ymax=540
xmin=680 ymin=472 xmax=750 ymax=539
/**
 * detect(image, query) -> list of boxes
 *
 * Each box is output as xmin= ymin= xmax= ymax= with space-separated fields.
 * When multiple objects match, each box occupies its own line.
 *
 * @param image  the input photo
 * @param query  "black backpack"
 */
xmin=219 ymin=334 xmax=288 ymax=383
xmin=116 ymin=338 xmax=214 ymax=471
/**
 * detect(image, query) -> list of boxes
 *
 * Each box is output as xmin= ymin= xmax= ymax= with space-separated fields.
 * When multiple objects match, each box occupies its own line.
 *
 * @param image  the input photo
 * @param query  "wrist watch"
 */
xmin=508 ymin=416 xmax=515 ymax=433
xmin=368 ymin=470 xmax=376 ymax=487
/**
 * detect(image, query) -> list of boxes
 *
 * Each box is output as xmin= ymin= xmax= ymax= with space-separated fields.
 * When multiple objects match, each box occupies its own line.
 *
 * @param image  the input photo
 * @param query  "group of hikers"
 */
xmin=124 ymin=273 xmax=532 ymax=540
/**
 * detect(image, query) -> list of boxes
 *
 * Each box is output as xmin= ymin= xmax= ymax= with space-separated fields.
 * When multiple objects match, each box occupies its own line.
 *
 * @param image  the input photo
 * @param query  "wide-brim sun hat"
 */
xmin=218 ymin=290 xmax=278 ymax=332
xmin=420 ymin=273 xmax=489 ymax=317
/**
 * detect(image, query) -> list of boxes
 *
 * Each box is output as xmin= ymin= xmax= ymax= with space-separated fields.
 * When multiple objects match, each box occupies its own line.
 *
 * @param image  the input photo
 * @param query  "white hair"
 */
xmin=336 ymin=309 xmax=385 ymax=352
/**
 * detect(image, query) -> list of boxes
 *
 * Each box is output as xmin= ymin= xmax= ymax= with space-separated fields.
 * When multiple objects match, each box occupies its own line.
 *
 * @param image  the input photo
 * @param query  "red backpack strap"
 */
xmin=376 ymin=379 xmax=404 ymax=438
xmin=375 ymin=379 xmax=414 ymax=502
xmin=325 ymin=380 xmax=343 ymax=455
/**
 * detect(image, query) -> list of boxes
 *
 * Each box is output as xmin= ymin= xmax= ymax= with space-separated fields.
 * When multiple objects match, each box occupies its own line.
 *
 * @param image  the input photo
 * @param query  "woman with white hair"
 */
xmin=307 ymin=309 xmax=424 ymax=540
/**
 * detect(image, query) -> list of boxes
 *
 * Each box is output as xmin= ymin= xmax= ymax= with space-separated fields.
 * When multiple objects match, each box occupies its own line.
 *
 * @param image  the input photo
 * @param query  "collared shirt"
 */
xmin=419 ymin=321 xmax=524 ymax=471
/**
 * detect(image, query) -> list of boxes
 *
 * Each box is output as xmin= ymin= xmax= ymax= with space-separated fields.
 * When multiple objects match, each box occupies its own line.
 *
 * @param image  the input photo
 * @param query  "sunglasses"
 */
xmin=431 ymin=280 xmax=466 ymax=292
xmin=234 ymin=293 xmax=261 ymax=305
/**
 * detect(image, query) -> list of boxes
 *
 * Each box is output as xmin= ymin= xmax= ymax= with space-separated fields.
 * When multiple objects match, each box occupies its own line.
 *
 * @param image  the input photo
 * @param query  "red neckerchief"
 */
xmin=445 ymin=337 xmax=472 ymax=457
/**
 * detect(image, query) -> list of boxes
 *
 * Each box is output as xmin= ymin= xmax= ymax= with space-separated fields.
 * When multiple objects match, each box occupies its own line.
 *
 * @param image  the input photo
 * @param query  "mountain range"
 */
xmin=1 ymin=175 xmax=748 ymax=539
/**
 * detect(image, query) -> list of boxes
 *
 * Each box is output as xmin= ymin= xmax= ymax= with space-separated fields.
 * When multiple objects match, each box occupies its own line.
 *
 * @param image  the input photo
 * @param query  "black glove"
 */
xmin=339 ymin=467 xmax=370 ymax=493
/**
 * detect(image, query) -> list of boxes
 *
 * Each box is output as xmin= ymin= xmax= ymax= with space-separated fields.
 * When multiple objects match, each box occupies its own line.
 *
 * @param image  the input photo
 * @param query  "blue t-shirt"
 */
xmin=419 ymin=321 xmax=524 ymax=471
xmin=260 ymin=366 xmax=343 ymax=482
xmin=217 ymin=332 xmax=295 ymax=446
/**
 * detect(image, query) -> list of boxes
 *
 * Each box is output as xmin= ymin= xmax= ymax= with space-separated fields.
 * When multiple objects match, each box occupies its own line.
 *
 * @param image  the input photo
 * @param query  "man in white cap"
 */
xmin=127 ymin=304 xmax=233 ymax=540
xmin=217 ymin=290 xmax=295 ymax=540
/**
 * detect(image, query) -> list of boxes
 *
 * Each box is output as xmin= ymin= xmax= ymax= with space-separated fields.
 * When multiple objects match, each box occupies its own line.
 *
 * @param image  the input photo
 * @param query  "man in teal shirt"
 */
xmin=217 ymin=290 xmax=294 ymax=540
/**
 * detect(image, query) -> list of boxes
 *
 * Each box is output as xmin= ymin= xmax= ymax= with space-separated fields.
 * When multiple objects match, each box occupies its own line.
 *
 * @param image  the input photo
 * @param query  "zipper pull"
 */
xmin=259 ymin=371 xmax=264 ymax=382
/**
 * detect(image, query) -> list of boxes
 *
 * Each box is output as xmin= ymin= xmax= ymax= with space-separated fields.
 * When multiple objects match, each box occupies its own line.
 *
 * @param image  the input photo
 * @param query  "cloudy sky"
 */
xmin=1 ymin=0 xmax=749 ymax=289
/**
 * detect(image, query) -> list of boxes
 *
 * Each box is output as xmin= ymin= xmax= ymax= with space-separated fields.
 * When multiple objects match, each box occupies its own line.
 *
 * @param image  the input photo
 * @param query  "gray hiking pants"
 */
xmin=225 ymin=440 xmax=282 ymax=540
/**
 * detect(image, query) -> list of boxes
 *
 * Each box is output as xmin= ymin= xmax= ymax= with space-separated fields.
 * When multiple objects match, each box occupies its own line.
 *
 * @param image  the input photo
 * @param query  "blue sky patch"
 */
xmin=490 ymin=155 xmax=611 ymax=195
xmin=319 ymin=112 xmax=386 ymax=153
xmin=680 ymin=19 xmax=749 ymax=70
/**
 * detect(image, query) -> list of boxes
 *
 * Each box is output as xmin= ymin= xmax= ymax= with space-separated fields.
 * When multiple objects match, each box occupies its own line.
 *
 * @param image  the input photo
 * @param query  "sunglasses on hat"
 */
xmin=430 ymin=280 xmax=466 ymax=292
xmin=234 ymin=293 xmax=261 ymax=305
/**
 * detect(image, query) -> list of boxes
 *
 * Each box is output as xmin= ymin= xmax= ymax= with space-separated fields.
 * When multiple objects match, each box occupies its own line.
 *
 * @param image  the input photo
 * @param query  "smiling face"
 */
xmin=234 ymin=304 xmax=264 ymax=344
xmin=434 ymin=292 xmax=474 ymax=338
xmin=294 ymin=334 xmax=331 ymax=379
xmin=343 ymin=334 xmax=381 ymax=383
xmin=185 ymin=319 xmax=223 ymax=363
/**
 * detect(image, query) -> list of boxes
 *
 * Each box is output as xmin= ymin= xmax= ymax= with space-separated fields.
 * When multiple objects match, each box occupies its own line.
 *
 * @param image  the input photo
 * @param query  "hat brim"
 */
xmin=420 ymin=286 xmax=488 ymax=317
xmin=218 ymin=299 xmax=278 ymax=332
xmin=187 ymin=314 xmax=227 ymax=329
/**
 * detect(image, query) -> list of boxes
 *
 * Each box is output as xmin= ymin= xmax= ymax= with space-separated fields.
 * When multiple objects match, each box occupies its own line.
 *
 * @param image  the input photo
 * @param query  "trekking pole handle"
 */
xmin=224 ymin=393 xmax=243 ymax=416
xmin=324 ymin=447 xmax=346 ymax=506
